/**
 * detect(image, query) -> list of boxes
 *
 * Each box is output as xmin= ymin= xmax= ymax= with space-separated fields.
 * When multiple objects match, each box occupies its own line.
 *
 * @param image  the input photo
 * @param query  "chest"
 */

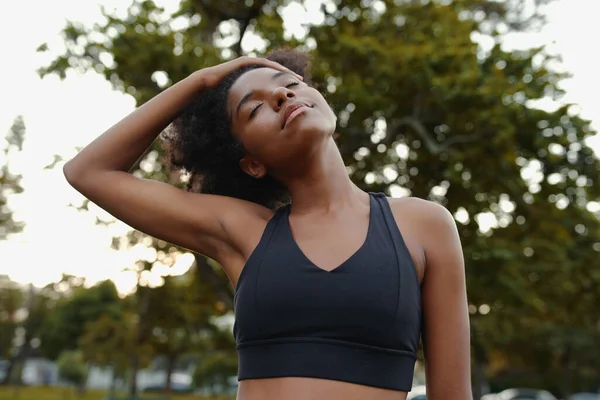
xmin=233 ymin=196 xmax=422 ymax=347
xmin=234 ymin=222 xmax=407 ymax=342
xmin=288 ymin=211 xmax=370 ymax=272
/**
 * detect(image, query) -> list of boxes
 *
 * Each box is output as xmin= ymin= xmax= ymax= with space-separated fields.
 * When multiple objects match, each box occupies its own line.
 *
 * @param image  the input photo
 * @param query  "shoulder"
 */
xmin=387 ymin=196 xmax=456 ymax=233
xmin=386 ymin=196 xmax=460 ymax=267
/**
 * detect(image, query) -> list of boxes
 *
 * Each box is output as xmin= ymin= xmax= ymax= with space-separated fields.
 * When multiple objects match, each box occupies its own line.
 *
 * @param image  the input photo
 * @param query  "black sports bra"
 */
xmin=233 ymin=192 xmax=422 ymax=391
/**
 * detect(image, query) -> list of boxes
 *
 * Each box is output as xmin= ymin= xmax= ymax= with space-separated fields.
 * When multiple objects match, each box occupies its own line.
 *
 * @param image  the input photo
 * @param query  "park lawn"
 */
xmin=0 ymin=386 xmax=233 ymax=400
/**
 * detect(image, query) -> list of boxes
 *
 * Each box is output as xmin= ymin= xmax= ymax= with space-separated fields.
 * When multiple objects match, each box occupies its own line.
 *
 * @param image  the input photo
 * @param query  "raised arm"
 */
xmin=64 ymin=57 xmax=301 ymax=267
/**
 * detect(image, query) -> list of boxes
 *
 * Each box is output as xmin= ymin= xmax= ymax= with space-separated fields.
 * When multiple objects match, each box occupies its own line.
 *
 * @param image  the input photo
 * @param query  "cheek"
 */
xmin=241 ymin=112 xmax=281 ymax=150
xmin=243 ymin=132 xmax=293 ymax=169
xmin=239 ymin=128 xmax=273 ymax=160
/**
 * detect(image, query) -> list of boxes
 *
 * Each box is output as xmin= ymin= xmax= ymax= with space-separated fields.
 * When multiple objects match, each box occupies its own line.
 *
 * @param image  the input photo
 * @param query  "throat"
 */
xmin=286 ymin=138 xmax=362 ymax=214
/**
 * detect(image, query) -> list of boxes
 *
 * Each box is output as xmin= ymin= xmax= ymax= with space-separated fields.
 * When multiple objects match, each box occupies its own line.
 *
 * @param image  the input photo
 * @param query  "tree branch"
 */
xmin=342 ymin=116 xmax=494 ymax=155
xmin=234 ymin=18 xmax=251 ymax=56
xmin=396 ymin=116 xmax=443 ymax=154
xmin=199 ymin=0 xmax=267 ymax=57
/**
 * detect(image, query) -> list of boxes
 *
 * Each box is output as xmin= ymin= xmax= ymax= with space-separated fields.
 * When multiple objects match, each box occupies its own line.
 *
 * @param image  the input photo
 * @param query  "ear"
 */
xmin=240 ymin=156 xmax=267 ymax=179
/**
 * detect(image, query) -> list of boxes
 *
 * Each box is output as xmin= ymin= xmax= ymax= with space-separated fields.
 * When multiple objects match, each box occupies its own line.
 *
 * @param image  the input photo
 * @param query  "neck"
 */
xmin=282 ymin=138 xmax=366 ymax=214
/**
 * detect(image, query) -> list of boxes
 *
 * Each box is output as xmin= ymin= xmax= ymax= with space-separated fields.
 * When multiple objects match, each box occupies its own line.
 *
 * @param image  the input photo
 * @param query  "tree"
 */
xmin=146 ymin=268 xmax=232 ymax=392
xmin=193 ymin=351 xmax=238 ymax=396
xmin=0 ymin=116 xmax=25 ymax=240
xmin=79 ymin=311 xmax=152 ymax=399
xmin=0 ymin=276 xmax=24 ymax=385
xmin=119 ymin=279 xmax=153 ymax=398
xmin=39 ymin=0 xmax=600 ymax=397
xmin=57 ymin=350 xmax=88 ymax=397
xmin=39 ymin=279 xmax=121 ymax=360
xmin=0 ymin=279 xmax=55 ymax=386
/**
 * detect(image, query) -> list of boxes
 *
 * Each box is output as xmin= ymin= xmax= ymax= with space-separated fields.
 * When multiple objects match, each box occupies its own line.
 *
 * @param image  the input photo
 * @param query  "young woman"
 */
xmin=64 ymin=49 xmax=472 ymax=400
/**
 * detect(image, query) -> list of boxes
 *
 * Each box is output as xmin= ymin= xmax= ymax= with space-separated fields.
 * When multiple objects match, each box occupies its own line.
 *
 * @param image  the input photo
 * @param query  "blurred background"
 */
xmin=0 ymin=0 xmax=599 ymax=399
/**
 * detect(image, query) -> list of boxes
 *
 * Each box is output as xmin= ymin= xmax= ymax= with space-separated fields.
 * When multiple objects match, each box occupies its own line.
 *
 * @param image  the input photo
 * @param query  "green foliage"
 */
xmin=0 ymin=276 xmax=23 ymax=360
xmin=40 ymin=280 xmax=121 ymax=360
xmin=36 ymin=0 xmax=600 ymax=396
xmin=0 ymin=116 xmax=26 ymax=240
xmin=193 ymin=352 xmax=238 ymax=395
xmin=143 ymin=268 xmax=235 ymax=391
xmin=0 ymin=279 xmax=55 ymax=386
xmin=0 ymin=386 xmax=233 ymax=400
xmin=57 ymin=350 xmax=88 ymax=386
xmin=79 ymin=313 xmax=141 ymax=377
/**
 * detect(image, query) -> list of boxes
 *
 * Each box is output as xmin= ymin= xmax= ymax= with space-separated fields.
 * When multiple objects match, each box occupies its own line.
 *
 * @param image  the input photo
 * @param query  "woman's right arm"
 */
xmin=64 ymin=58 xmax=299 ymax=265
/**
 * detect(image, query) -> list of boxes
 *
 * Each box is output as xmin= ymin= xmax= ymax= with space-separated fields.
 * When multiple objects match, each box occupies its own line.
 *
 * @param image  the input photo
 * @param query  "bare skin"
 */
xmin=64 ymin=56 xmax=472 ymax=400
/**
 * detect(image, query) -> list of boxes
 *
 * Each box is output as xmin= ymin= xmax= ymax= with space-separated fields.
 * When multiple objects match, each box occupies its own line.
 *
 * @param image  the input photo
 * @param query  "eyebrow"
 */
xmin=235 ymin=71 xmax=294 ymax=119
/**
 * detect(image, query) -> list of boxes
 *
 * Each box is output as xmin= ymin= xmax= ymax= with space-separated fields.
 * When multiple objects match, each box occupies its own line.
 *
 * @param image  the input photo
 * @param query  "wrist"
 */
xmin=189 ymin=69 xmax=215 ymax=90
xmin=190 ymin=70 xmax=214 ymax=89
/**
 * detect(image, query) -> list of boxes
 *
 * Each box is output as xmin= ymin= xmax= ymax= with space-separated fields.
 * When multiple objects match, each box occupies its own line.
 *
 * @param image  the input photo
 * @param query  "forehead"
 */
xmin=229 ymin=67 xmax=283 ymax=100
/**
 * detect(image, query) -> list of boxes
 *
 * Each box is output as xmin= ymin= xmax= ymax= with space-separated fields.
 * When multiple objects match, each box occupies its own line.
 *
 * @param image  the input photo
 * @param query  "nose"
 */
xmin=271 ymin=87 xmax=295 ymax=110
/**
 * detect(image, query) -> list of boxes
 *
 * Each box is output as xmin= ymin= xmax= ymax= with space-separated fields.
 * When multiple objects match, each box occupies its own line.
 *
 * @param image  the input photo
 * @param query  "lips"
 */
xmin=282 ymin=102 xmax=310 ymax=128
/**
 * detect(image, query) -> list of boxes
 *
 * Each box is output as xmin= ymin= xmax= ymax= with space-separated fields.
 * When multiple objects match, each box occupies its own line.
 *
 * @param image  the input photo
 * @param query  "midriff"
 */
xmin=236 ymin=377 xmax=408 ymax=400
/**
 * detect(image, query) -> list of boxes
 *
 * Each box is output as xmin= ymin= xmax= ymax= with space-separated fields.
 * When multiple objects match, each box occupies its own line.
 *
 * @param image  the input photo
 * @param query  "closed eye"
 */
xmin=248 ymin=81 xmax=301 ymax=120
xmin=249 ymin=103 xmax=262 ymax=119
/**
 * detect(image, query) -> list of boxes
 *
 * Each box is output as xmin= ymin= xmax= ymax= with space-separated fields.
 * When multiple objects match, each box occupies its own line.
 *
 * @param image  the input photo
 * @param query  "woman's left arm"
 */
xmin=421 ymin=203 xmax=472 ymax=400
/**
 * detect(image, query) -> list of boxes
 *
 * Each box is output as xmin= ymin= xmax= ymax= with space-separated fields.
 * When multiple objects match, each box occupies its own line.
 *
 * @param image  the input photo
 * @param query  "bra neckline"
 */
xmin=283 ymin=193 xmax=375 ymax=273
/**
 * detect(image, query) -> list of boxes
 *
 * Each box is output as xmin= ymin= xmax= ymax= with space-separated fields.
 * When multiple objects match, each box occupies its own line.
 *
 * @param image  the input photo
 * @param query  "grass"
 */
xmin=0 ymin=386 xmax=234 ymax=400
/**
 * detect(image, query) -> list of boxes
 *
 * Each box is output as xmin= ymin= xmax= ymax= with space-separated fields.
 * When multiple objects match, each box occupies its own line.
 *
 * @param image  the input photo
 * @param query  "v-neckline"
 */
xmin=284 ymin=193 xmax=374 ymax=273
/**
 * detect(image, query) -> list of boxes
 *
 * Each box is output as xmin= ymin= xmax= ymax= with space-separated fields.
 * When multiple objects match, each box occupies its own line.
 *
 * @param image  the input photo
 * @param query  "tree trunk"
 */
xmin=2 ymin=341 xmax=31 ymax=386
xmin=76 ymin=382 xmax=86 ymax=398
xmin=164 ymin=355 xmax=176 ymax=393
xmin=127 ymin=353 xmax=139 ymax=398
xmin=473 ymin=356 xmax=487 ymax=400
xmin=0 ymin=356 xmax=16 ymax=386
xmin=560 ymin=344 xmax=572 ymax=399
xmin=109 ymin=364 xmax=117 ymax=399
xmin=1 ymin=286 xmax=35 ymax=386
xmin=471 ymin=339 xmax=488 ymax=400
xmin=128 ymin=284 xmax=151 ymax=398
xmin=76 ymin=364 xmax=91 ymax=397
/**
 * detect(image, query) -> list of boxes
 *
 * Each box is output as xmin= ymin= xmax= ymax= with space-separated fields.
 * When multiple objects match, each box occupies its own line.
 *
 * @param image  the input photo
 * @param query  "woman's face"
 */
xmin=227 ymin=67 xmax=336 ymax=179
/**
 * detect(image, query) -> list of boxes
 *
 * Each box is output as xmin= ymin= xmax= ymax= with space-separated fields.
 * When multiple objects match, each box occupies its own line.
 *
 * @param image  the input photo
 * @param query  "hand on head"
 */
xmin=200 ymin=56 xmax=303 ymax=88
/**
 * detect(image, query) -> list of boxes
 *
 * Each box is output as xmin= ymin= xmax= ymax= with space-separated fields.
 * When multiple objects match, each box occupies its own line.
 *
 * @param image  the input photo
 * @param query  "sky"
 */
xmin=0 ymin=0 xmax=598 ymax=294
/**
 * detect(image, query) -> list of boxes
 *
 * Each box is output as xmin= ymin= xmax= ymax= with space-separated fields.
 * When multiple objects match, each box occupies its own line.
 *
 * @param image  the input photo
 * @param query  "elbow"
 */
xmin=63 ymin=160 xmax=87 ymax=187
xmin=63 ymin=160 xmax=74 ymax=183
xmin=63 ymin=160 xmax=118 ymax=193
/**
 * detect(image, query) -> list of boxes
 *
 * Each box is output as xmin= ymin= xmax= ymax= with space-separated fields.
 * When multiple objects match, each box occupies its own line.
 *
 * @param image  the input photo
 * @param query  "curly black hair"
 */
xmin=164 ymin=49 xmax=313 ymax=210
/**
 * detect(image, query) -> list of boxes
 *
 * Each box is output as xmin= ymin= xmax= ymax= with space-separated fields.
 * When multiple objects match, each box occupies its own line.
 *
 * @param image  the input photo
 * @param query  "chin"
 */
xmin=296 ymin=125 xmax=333 ymax=143
xmin=298 ymin=114 xmax=336 ymax=135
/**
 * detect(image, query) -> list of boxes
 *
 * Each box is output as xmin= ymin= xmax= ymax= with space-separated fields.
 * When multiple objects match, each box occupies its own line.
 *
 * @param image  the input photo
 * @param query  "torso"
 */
xmin=237 ymin=377 xmax=407 ymax=400
xmin=222 ymin=194 xmax=426 ymax=400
